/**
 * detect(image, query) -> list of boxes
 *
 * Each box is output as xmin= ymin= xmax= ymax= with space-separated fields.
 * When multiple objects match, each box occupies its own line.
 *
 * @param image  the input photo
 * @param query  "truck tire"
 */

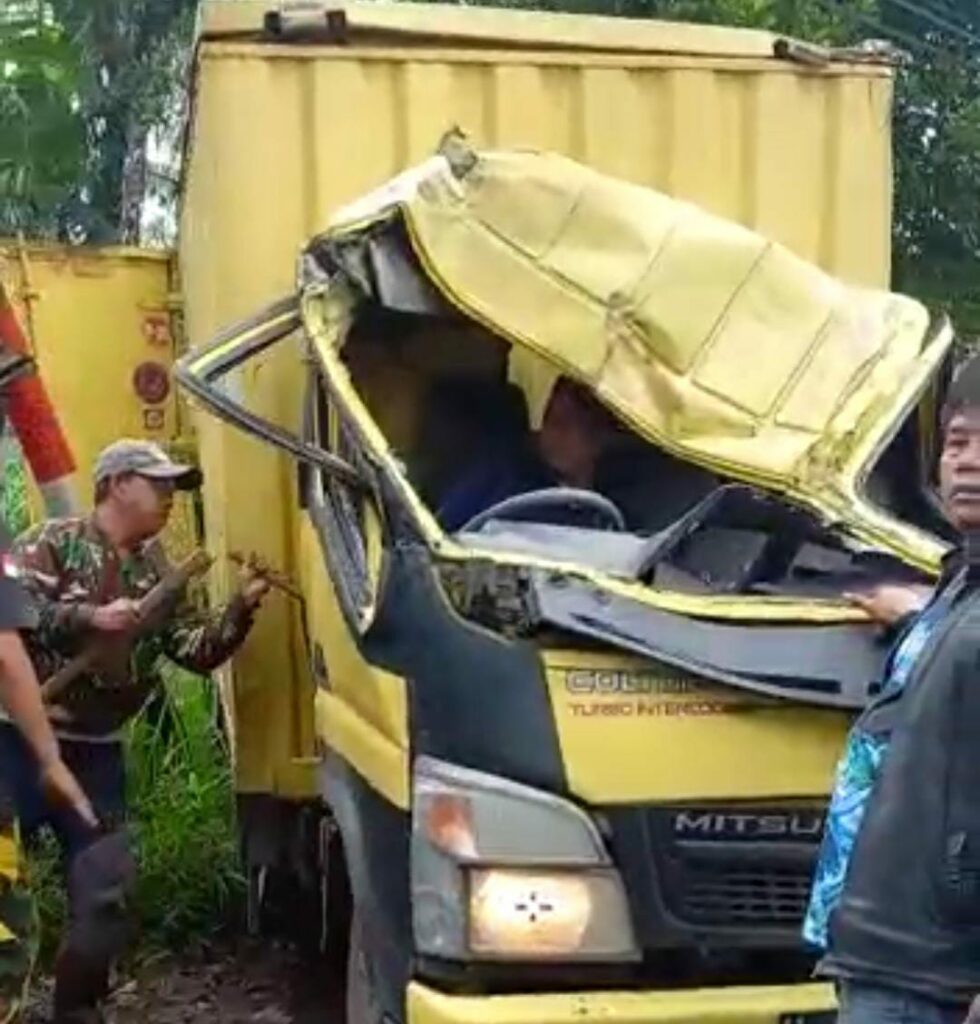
xmin=346 ymin=908 xmax=387 ymax=1024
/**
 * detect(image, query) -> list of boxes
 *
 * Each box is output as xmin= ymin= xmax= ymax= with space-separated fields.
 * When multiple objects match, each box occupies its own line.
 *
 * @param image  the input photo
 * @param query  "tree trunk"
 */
xmin=119 ymin=121 xmax=149 ymax=245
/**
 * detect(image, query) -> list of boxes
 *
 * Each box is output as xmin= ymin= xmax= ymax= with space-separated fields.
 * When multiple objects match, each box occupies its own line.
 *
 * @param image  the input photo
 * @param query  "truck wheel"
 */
xmin=346 ymin=908 xmax=386 ymax=1024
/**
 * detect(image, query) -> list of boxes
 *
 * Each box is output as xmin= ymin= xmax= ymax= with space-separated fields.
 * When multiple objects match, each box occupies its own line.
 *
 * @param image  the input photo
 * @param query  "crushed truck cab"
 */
xmin=177 ymin=142 xmax=952 ymax=1024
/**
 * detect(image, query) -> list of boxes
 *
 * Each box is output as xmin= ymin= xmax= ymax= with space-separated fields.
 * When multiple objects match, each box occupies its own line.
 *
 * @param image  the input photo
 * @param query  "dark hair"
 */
xmin=549 ymin=377 xmax=620 ymax=436
xmin=942 ymin=353 xmax=980 ymax=431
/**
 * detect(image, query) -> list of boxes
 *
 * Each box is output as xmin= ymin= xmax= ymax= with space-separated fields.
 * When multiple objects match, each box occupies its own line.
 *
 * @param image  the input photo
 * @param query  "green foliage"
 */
xmin=887 ymin=7 xmax=980 ymax=336
xmin=29 ymin=669 xmax=243 ymax=967
xmin=128 ymin=668 xmax=243 ymax=951
xmin=0 ymin=434 xmax=31 ymax=537
xmin=469 ymin=0 xmax=870 ymax=38
xmin=50 ymin=0 xmax=198 ymax=242
xmin=0 ymin=7 xmax=86 ymax=237
xmin=0 ymin=0 xmax=197 ymax=243
xmin=27 ymin=831 xmax=67 ymax=968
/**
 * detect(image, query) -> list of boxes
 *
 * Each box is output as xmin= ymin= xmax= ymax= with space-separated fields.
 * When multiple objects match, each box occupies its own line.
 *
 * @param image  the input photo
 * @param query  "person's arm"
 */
xmin=0 ymin=532 xmax=98 ymax=827
xmin=0 ymin=629 xmax=58 ymax=765
xmin=159 ymin=565 xmax=269 ymax=674
xmin=10 ymin=529 xmax=102 ymax=643
xmin=0 ymin=629 xmax=96 ymax=827
xmin=844 ymin=583 xmax=932 ymax=627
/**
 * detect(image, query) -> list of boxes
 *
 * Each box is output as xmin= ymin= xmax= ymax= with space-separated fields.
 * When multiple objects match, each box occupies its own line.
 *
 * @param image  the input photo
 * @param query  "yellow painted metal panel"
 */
xmin=407 ymin=979 xmax=836 ymax=1024
xmin=180 ymin=9 xmax=895 ymax=800
xmin=299 ymin=516 xmax=408 ymax=756
xmin=315 ymin=691 xmax=408 ymax=810
xmin=180 ymin=47 xmax=320 ymax=798
xmin=187 ymin=47 xmax=893 ymax=287
xmin=543 ymin=650 xmax=849 ymax=805
xmin=201 ymin=0 xmax=803 ymax=60
xmin=0 ymin=242 xmax=199 ymax=557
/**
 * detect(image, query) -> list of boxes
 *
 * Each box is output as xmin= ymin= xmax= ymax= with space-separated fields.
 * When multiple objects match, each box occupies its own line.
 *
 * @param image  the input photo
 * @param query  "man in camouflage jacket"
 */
xmin=0 ymin=439 xmax=269 ymax=1023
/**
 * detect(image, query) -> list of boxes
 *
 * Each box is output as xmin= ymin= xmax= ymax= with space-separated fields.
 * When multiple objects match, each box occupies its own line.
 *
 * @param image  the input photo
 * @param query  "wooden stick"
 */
xmin=228 ymin=550 xmax=303 ymax=601
xmin=41 ymin=549 xmax=213 ymax=704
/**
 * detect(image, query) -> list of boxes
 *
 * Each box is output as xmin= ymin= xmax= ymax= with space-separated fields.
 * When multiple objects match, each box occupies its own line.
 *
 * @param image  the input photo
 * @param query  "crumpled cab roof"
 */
xmin=321 ymin=139 xmax=951 ymax=567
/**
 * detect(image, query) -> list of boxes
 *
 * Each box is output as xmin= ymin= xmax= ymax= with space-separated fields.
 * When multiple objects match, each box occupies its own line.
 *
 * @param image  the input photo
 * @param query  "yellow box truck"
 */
xmin=175 ymin=4 xmax=936 ymax=1022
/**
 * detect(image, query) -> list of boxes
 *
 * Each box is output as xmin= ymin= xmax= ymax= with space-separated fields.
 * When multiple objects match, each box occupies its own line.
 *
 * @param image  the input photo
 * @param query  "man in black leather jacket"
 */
xmin=813 ymin=353 xmax=980 ymax=1024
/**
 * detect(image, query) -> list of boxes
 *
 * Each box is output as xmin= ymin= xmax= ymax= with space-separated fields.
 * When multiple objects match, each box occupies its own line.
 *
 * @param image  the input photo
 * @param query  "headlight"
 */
xmin=411 ymin=757 xmax=639 ymax=962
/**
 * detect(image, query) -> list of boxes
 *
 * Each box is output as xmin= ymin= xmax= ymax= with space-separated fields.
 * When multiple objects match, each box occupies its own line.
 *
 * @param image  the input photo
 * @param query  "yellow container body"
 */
xmin=179 ymin=1 xmax=896 ymax=798
xmin=0 ymin=241 xmax=198 ymax=557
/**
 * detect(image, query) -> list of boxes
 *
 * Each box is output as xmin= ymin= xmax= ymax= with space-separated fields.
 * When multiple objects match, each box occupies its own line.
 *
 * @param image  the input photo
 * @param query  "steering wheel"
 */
xmin=458 ymin=487 xmax=627 ymax=534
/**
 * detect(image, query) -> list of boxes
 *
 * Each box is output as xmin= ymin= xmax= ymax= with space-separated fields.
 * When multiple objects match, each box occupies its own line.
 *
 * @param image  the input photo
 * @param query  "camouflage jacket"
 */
xmin=8 ymin=516 xmax=254 ymax=738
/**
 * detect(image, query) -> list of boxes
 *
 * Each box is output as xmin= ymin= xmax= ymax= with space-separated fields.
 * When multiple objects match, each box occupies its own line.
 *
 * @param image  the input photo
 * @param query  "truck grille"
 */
xmin=674 ymin=860 xmax=813 ymax=925
xmin=645 ymin=804 xmax=824 ymax=931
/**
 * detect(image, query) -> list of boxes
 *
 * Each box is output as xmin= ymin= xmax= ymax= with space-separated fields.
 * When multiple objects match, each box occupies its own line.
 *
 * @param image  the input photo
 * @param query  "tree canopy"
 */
xmin=2 ymin=0 xmax=978 ymax=334
xmin=0 ymin=0 xmax=195 ymax=243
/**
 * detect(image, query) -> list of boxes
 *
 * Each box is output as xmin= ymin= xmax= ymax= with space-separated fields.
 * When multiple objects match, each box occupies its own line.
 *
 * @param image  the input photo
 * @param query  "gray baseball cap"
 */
xmin=94 ymin=439 xmax=202 ymax=491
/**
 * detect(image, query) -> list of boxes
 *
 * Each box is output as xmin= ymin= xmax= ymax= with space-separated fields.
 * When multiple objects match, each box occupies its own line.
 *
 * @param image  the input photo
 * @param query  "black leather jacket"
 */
xmin=822 ymin=550 xmax=980 ymax=1004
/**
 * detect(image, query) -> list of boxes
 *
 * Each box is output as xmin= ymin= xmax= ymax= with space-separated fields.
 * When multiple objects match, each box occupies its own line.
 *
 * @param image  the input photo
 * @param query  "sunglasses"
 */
xmin=137 ymin=475 xmax=177 ymax=496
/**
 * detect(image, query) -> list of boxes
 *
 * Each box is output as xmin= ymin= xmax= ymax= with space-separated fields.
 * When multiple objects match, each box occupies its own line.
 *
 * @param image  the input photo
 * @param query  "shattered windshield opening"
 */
xmin=864 ymin=355 xmax=957 ymax=546
xmin=309 ymin=216 xmax=933 ymax=600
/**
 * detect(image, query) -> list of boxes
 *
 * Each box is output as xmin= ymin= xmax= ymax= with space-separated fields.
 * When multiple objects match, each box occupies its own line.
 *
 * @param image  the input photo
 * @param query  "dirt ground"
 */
xmin=25 ymin=939 xmax=338 ymax=1023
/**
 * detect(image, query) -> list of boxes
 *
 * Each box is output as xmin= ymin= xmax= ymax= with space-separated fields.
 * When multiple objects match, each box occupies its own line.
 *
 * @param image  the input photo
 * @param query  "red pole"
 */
xmin=0 ymin=282 xmax=80 ymax=515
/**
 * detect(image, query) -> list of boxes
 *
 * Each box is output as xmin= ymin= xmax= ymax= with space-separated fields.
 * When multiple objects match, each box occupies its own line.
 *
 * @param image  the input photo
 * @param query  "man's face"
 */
xmin=111 ymin=474 xmax=175 ymax=540
xmin=538 ymin=384 xmax=607 ymax=487
xmin=939 ymin=408 xmax=980 ymax=532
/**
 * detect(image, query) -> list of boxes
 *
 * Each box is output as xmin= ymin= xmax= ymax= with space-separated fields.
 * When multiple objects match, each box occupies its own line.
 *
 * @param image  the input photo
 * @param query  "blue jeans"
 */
xmin=837 ymin=981 xmax=969 ymax=1024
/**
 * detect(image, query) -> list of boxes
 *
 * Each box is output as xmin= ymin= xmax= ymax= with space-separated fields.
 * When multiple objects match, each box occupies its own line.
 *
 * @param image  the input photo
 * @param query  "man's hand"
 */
xmin=39 ymin=756 xmax=98 ymax=829
xmin=90 ymin=598 xmax=140 ymax=633
xmin=236 ymin=555 xmax=272 ymax=611
xmin=844 ymin=584 xmax=932 ymax=627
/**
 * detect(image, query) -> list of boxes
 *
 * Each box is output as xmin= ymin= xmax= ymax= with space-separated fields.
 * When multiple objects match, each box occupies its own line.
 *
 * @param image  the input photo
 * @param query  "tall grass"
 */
xmin=29 ymin=666 xmax=244 ymax=965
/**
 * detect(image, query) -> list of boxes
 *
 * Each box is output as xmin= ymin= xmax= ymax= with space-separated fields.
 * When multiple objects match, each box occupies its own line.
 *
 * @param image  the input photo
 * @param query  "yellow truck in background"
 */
xmin=0 ymin=242 xmax=198 ymax=554
xmin=171 ymin=4 xmax=949 ymax=1023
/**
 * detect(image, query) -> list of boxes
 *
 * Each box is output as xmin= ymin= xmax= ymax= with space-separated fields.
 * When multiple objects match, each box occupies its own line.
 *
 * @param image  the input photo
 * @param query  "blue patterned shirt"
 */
xmin=803 ymin=599 xmax=944 ymax=950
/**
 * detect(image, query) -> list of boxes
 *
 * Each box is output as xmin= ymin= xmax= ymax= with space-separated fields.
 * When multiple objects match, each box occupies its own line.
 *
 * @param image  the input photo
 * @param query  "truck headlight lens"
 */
xmin=412 ymin=757 xmax=639 ymax=962
xmin=469 ymin=868 xmax=637 ymax=958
